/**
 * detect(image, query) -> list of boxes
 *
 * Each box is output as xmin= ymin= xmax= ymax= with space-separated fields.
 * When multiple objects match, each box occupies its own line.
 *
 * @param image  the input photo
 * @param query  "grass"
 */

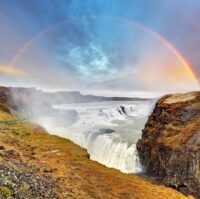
xmin=19 ymin=185 xmax=28 ymax=193
xmin=157 ymin=115 xmax=200 ymax=149
xmin=10 ymin=128 xmax=30 ymax=137
xmin=0 ymin=186 xmax=12 ymax=197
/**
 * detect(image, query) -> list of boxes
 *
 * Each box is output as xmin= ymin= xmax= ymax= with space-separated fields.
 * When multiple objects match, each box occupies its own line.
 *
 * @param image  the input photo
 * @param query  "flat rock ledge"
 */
xmin=137 ymin=92 xmax=200 ymax=199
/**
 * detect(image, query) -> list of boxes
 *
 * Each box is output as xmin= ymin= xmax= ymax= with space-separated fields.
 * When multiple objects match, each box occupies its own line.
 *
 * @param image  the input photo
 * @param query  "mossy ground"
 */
xmin=0 ymin=186 xmax=12 ymax=197
xmin=0 ymin=105 xmax=194 ymax=198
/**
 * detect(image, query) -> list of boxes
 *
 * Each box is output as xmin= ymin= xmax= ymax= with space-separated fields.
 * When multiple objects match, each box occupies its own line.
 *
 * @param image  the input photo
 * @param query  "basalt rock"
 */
xmin=137 ymin=92 xmax=200 ymax=198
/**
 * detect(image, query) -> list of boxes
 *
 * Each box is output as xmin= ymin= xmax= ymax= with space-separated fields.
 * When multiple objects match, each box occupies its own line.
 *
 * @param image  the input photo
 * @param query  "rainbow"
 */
xmin=8 ymin=16 xmax=200 ymax=88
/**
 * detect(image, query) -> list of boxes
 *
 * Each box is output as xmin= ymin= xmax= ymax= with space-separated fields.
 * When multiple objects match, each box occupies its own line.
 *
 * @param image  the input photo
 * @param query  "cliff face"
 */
xmin=137 ymin=92 xmax=200 ymax=198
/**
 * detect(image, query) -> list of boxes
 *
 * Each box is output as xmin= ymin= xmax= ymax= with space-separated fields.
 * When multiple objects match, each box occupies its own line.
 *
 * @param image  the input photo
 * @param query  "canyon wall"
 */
xmin=137 ymin=92 xmax=200 ymax=198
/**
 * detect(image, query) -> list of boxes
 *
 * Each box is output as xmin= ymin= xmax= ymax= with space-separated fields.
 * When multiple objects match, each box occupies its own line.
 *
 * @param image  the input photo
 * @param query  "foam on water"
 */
xmin=35 ymin=100 xmax=154 ymax=173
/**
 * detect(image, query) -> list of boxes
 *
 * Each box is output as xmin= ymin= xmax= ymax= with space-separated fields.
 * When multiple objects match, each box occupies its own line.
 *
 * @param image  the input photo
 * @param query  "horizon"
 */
xmin=1 ymin=83 xmax=199 ymax=99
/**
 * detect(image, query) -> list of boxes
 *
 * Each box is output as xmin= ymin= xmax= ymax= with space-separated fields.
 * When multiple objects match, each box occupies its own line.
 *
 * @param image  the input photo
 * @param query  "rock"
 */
xmin=0 ymin=146 xmax=5 ymax=150
xmin=0 ymin=104 xmax=11 ymax=114
xmin=3 ymin=150 xmax=21 ymax=160
xmin=99 ymin=128 xmax=115 ymax=134
xmin=120 ymin=106 xmax=126 ymax=114
xmin=0 ymin=161 xmax=58 ymax=199
xmin=43 ymin=168 xmax=53 ymax=173
xmin=137 ymin=92 xmax=200 ymax=198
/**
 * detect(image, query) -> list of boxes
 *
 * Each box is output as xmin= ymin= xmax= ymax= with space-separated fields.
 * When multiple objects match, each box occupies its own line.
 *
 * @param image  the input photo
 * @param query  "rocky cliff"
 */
xmin=137 ymin=92 xmax=200 ymax=198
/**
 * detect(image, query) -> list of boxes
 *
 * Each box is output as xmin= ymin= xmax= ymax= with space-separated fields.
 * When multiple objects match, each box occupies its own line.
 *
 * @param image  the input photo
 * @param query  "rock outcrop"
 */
xmin=137 ymin=92 xmax=200 ymax=198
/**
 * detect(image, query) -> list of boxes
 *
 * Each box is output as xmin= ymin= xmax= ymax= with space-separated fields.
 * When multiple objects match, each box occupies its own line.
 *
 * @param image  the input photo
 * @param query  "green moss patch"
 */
xmin=0 ymin=186 xmax=12 ymax=197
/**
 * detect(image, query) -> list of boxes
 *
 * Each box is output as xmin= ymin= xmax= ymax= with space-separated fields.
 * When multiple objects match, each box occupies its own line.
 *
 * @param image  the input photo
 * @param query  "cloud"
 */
xmin=57 ymin=42 xmax=118 ymax=82
xmin=0 ymin=1 xmax=199 ymax=97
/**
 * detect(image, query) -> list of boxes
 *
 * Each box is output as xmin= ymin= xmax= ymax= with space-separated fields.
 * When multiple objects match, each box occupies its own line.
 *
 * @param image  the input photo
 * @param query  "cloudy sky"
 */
xmin=0 ymin=0 xmax=199 ymax=97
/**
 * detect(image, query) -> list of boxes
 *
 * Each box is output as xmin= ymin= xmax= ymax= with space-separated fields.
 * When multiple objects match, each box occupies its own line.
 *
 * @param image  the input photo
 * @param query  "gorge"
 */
xmin=0 ymin=86 xmax=198 ymax=198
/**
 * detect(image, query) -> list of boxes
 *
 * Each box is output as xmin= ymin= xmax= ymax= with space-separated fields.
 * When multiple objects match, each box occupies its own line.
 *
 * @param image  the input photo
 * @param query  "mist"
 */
xmin=5 ymin=86 xmax=156 ymax=173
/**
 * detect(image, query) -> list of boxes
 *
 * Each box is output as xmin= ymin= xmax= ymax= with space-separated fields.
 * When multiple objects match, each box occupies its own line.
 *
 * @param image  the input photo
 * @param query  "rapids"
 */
xmin=35 ymin=100 xmax=155 ymax=173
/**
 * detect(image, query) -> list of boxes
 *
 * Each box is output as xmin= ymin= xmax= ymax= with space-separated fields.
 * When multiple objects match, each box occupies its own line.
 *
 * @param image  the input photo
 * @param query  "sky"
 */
xmin=0 ymin=0 xmax=199 ymax=97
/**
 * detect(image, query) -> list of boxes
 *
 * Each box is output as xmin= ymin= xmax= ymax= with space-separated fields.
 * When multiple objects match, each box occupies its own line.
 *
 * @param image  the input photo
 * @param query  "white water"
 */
xmin=35 ymin=100 xmax=154 ymax=173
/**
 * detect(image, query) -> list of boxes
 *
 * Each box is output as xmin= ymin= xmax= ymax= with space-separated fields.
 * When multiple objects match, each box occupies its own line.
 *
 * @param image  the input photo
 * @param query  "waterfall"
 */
xmin=36 ymin=100 xmax=153 ymax=173
xmin=86 ymin=130 xmax=143 ymax=173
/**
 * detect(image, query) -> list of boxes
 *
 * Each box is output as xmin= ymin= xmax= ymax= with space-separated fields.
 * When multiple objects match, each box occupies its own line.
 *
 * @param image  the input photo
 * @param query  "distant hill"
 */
xmin=0 ymin=86 xmax=150 ymax=106
xmin=0 ymin=86 xmax=151 ymax=119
